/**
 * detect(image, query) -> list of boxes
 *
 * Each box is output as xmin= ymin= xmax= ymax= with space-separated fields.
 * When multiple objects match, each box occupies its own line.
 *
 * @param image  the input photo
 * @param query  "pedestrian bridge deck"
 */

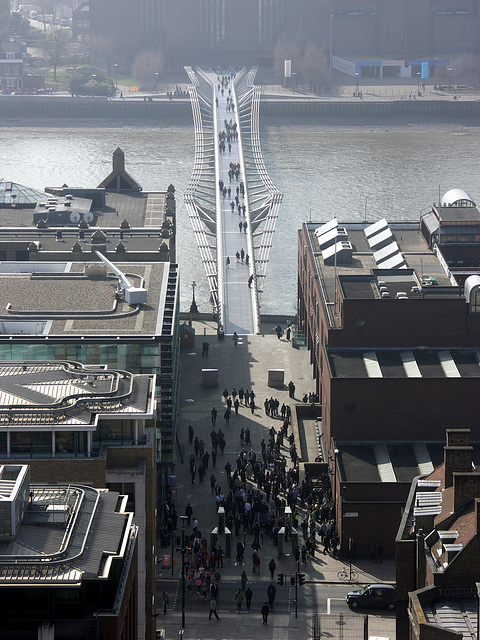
xmin=183 ymin=67 xmax=282 ymax=335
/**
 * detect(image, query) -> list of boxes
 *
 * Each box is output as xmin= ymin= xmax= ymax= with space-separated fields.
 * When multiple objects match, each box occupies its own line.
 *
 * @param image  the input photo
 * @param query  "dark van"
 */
xmin=346 ymin=583 xmax=396 ymax=610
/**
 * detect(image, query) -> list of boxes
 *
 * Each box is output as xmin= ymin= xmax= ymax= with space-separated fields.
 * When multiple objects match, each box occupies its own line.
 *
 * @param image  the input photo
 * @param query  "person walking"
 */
xmin=209 ymin=596 xmax=220 ymax=621
xmin=233 ymin=331 xmax=238 ymax=346
xmin=240 ymin=569 xmax=248 ymax=589
xmin=245 ymin=586 xmax=253 ymax=610
xmin=226 ymin=256 xmax=230 ymax=267
xmin=161 ymin=590 xmax=169 ymax=614
xmin=267 ymin=582 xmax=276 ymax=611
xmin=235 ymin=588 xmax=244 ymax=611
xmin=217 ymin=545 xmax=224 ymax=568
xmin=248 ymin=274 xmax=254 ymax=288
xmin=268 ymin=558 xmax=276 ymax=580
xmin=211 ymin=406 xmax=217 ymax=425
xmin=261 ymin=601 xmax=270 ymax=625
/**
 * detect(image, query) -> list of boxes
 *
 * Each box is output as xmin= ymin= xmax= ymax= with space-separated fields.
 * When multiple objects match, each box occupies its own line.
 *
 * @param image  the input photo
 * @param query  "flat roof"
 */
xmin=328 ymin=348 xmax=480 ymax=379
xmin=337 ymin=442 xmax=455 ymax=484
xmin=437 ymin=205 xmax=480 ymax=224
xmin=307 ymin=222 xmax=458 ymax=308
xmin=0 ymin=361 xmax=155 ymax=429
xmin=0 ymin=483 xmax=134 ymax=585
xmin=0 ymin=261 xmax=173 ymax=338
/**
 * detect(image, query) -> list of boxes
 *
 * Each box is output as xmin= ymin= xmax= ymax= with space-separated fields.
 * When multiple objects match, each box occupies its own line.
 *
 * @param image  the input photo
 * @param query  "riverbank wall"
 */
xmin=1 ymin=95 xmax=480 ymax=120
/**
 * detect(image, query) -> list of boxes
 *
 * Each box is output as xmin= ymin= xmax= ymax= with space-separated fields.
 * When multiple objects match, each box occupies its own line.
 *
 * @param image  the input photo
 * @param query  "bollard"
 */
xmin=285 ymin=506 xmax=292 ymax=531
xmin=210 ymin=527 xmax=218 ymax=550
xmin=225 ymin=527 xmax=231 ymax=558
xmin=217 ymin=506 xmax=225 ymax=534
xmin=278 ymin=526 xmax=285 ymax=559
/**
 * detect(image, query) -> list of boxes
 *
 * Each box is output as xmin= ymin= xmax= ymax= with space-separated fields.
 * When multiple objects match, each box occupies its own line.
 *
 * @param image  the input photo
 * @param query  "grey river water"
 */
xmin=1 ymin=117 xmax=479 ymax=315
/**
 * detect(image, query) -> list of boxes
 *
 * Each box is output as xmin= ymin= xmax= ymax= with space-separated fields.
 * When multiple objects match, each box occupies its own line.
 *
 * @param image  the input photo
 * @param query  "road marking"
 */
xmin=327 ymin=598 xmax=345 ymax=614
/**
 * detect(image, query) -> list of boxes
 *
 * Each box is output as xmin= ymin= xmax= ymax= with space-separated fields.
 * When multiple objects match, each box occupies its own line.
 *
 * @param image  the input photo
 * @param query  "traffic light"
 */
xmin=298 ymin=573 xmax=306 ymax=586
xmin=290 ymin=575 xmax=296 ymax=586
xmin=277 ymin=573 xmax=284 ymax=586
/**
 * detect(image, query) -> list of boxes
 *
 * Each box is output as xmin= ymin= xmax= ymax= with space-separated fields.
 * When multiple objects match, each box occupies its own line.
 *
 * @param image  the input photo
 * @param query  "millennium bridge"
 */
xmin=183 ymin=67 xmax=283 ymax=335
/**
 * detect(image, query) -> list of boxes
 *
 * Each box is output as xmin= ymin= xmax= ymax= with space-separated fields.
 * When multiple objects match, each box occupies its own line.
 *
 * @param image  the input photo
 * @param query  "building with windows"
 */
xmin=72 ymin=0 xmax=90 ymax=44
xmin=0 ymin=41 xmax=23 ymax=92
xmin=298 ymin=190 xmax=480 ymax=556
xmin=0 ymin=464 xmax=139 ymax=640
xmin=87 ymin=0 xmax=479 ymax=74
xmin=0 ymin=361 xmax=157 ymax=640
xmin=396 ymin=429 xmax=480 ymax=639
xmin=0 ymin=2 xmax=9 ymax=41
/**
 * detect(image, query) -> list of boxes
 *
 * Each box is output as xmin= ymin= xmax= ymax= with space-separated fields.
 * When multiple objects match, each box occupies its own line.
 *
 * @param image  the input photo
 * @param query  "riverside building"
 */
xmin=298 ymin=189 xmax=480 ymax=556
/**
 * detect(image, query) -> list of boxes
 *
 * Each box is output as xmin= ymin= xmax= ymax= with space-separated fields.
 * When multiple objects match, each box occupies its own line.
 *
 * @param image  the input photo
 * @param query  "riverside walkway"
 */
xmin=183 ymin=68 xmax=282 ymax=335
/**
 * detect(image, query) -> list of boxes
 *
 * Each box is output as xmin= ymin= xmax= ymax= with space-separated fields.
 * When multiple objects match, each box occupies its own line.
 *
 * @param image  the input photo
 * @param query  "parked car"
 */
xmin=346 ymin=583 xmax=396 ymax=610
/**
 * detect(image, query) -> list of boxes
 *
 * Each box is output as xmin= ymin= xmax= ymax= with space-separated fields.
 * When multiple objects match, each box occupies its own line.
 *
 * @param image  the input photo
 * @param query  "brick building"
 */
xmin=0 ymin=41 xmax=23 ymax=92
xmin=0 ymin=464 xmax=139 ymax=640
xmin=298 ymin=191 xmax=480 ymax=556
xmin=0 ymin=361 xmax=157 ymax=640
xmin=72 ymin=0 xmax=90 ymax=44
xmin=396 ymin=429 xmax=480 ymax=640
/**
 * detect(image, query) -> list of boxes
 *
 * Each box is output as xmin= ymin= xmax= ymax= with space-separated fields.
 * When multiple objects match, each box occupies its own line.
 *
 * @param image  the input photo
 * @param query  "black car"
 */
xmin=346 ymin=583 xmax=396 ymax=610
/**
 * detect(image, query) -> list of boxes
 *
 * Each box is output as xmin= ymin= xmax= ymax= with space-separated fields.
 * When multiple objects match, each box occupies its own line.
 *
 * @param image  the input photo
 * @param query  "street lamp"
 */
xmin=329 ymin=14 xmax=334 ymax=89
xmin=154 ymin=71 xmax=159 ymax=93
xmin=292 ymin=72 xmax=296 ymax=94
xmin=447 ymin=67 xmax=453 ymax=92
xmin=179 ymin=515 xmax=188 ymax=628
xmin=354 ymin=72 xmax=360 ymax=97
xmin=189 ymin=281 xmax=198 ymax=314
xmin=113 ymin=63 xmax=118 ymax=92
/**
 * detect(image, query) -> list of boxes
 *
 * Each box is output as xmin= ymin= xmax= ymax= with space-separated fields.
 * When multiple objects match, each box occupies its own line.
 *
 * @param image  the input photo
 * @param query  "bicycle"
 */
xmin=337 ymin=566 xmax=359 ymax=581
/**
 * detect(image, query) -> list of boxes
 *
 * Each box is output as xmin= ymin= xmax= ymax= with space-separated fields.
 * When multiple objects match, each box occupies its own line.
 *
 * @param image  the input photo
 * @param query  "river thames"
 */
xmin=1 ymin=117 xmax=479 ymax=314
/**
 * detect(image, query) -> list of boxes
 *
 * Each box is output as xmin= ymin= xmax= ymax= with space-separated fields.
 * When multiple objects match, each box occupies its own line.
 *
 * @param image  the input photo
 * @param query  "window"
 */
xmin=6 ymin=53 xmax=15 ymax=60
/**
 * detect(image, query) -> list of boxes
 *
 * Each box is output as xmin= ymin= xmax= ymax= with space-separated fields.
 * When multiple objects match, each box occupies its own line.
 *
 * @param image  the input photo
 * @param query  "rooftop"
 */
xmin=0 ymin=260 xmax=174 ymax=338
xmin=328 ymin=347 xmax=480 ymax=379
xmin=0 ymin=478 xmax=135 ymax=587
xmin=0 ymin=361 xmax=155 ymax=430
xmin=337 ymin=441 xmax=450 ymax=484
xmin=307 ymin=221 xmax=459 ymax=313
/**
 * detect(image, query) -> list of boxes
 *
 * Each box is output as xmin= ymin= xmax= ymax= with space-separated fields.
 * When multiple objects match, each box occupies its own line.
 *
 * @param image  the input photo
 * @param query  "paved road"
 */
xmin=156 ymin=320 xmax=397 ymax=639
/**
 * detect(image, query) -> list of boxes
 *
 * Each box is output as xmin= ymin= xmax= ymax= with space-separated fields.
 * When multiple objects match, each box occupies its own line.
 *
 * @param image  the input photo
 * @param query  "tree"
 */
xmin=37 ymin=0 xmax=60 ymax=30
xmin=69 ymin=65 xmax=115 ymax=97
xmin=273 ymin=33 xmax=302 ymax=83
xmin=39 ymin=27 xmax=70 ymax=80
xmin=10 ymin=12 xmax=31 ymax=37
xmin=131 ymin=49 xmax=165 ymax=90
xmin=301 ymin=41 xmax=329 ymax=93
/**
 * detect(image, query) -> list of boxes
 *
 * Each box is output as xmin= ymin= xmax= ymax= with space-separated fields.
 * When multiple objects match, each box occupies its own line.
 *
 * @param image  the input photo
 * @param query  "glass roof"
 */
xmin=0 ymin=180 xmax=49 ymax=206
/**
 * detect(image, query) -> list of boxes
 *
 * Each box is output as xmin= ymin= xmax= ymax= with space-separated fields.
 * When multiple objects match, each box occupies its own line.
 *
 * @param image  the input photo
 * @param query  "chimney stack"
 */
xmin=444 ymin=429 xmax=472 ymax=488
